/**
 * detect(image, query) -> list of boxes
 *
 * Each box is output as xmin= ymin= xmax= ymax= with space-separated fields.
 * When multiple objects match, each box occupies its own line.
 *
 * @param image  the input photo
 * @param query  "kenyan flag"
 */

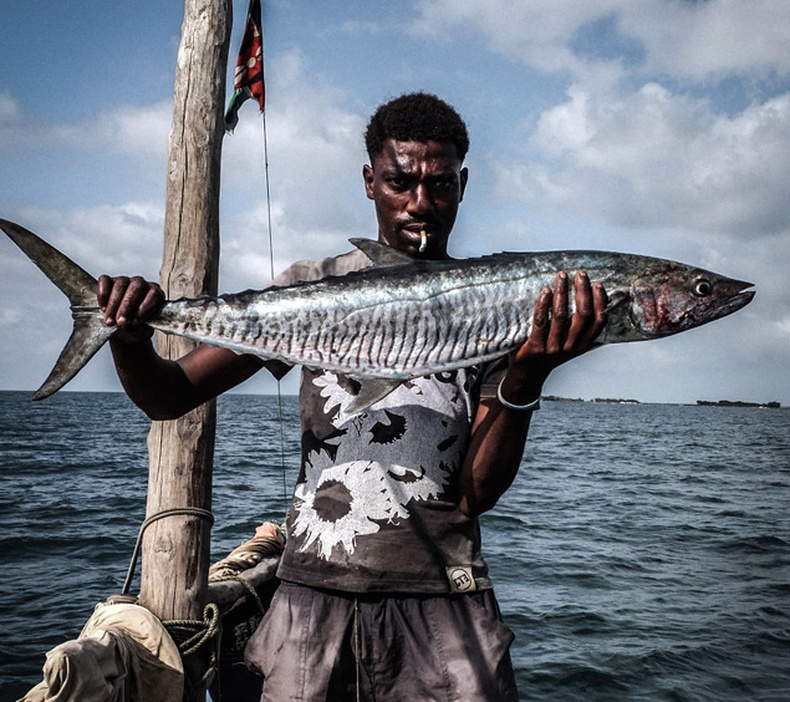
xmin=225 ymin=0 xmax=264 ymax=132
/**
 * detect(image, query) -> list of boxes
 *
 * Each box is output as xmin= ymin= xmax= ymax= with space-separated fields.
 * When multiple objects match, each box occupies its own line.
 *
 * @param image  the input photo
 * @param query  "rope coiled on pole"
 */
xmin=121 ymin=507 xmax=215 ymax=596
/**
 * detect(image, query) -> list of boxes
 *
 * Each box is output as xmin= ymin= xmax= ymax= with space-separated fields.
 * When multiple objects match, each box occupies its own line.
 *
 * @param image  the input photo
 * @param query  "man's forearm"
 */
xmin=458 ymin=398 xmax=535 ymax=518
xmin=110 ymin=337 xmax=279 ymax=420
xmin=109 ymin=337 xmax=200 ymax=420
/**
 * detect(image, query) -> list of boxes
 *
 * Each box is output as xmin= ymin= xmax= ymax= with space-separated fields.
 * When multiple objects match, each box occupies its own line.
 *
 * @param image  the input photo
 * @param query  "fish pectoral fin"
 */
xmin=597 ymin=289 xmax=633 ymax=345
xmin=604 ymin=290 xmax=630 ymax=313
xmin=349 ymin=238 xmax=415 ymax=267
xmin=346 ymin=378 xmax=403 ymax=413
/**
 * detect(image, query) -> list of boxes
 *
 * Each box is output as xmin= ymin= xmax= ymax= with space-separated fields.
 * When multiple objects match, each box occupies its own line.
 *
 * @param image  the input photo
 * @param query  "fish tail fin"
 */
xmin=33 ymin=313 xmax=116 ymax=400
xmin=0 ymin=218 xmax=114 ymax=399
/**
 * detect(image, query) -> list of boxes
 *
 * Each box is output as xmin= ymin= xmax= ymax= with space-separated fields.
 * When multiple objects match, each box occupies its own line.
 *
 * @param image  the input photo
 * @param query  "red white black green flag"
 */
xmin=225 ymin=0 xmax=264 ymax=132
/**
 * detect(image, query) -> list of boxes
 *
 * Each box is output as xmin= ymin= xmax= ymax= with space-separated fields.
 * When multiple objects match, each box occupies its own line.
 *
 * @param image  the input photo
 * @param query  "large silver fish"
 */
xmin=1 ymin=218 xmax=754 ymax=409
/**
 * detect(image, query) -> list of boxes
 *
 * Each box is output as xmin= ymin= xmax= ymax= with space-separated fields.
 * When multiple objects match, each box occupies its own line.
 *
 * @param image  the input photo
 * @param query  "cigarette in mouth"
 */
xmin=419 ymin=229 xmax=427 ymax=253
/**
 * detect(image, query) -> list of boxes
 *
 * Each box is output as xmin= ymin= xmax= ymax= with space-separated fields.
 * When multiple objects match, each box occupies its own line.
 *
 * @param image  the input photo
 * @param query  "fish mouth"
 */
xmin=687 ymin=279 xmax=755 ymax=332
xmin=714 ymin=279 xmax=755 ymax=317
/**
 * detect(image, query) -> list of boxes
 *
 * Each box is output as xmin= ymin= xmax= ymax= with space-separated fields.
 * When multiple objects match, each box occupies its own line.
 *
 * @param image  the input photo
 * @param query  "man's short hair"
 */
xmin=364 ymin=92 xmax=469 ymax=163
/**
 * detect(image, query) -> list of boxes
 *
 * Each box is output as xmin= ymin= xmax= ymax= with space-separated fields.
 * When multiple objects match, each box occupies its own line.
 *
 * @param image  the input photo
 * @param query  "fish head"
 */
xmin=627 ymin=262 xmax=754 ymax=339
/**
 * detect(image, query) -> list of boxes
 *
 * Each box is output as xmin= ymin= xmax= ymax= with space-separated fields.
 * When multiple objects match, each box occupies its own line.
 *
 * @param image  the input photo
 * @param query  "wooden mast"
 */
xmin=139 ymin=1 xmax=232 ymax=699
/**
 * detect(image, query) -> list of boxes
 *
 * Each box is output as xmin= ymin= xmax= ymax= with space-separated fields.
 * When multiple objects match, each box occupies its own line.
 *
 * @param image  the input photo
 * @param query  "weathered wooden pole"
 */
xmin=138 ymin=1 xmax=232 ymax=699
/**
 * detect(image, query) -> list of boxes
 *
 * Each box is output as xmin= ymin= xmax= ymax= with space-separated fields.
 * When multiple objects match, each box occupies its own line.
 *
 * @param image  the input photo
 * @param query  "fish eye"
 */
xmin=693 ymin=278 xmax=713 ymax=297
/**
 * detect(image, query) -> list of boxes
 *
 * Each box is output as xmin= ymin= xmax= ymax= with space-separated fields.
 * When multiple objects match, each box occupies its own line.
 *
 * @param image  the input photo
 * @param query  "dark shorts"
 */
xmin=244 ymin=581 xmax=518 ymax=702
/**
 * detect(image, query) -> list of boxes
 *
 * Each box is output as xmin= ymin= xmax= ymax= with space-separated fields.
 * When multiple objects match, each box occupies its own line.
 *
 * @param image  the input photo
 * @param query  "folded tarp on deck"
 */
xmin=19 ymin=602 xmax=183 ymax=702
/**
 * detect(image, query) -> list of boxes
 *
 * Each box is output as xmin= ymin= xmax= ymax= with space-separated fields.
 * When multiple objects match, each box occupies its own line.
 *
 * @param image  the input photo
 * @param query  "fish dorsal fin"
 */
xmin=349 ymin=238 xmax=414 ymax=267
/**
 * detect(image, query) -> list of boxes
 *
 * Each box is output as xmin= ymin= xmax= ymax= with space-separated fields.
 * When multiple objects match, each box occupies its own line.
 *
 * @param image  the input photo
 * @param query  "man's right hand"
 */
xmin=97 ymin=275 xmax=166 ymax=343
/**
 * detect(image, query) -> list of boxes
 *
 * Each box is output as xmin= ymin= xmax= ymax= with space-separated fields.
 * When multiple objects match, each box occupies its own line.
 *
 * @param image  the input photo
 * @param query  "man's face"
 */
xmin=363 ymin=138 xmax=468 ymax=259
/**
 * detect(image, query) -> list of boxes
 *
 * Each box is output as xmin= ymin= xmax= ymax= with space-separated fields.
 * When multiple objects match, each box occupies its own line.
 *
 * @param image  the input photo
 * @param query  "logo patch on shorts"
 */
xmin=446 ymin=566 xmax=476 ymax=593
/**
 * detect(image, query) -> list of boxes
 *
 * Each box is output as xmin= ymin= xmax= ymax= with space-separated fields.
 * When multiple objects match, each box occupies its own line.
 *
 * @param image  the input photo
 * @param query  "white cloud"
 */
xmin=413 ymin=0 xmax=790 ymax=81
xmin=0 ymin=96 xmax=171 ymax=160
xmin=0 ymin=91 xmax=20 ymax=120
xmin=774 ymin=315 xmax=790 ymax=340
xmin=2 ymin=48 xmax=372 ymax=297
xmin=412 ymin=0 xmax=621 ymax=74
xmin=499 ymin=84 xmax=790 ymax=237
xmin=92 ymin=102 xmax=172 ymax=157
xmin=220 ymin=50 xmax=372 ymax=286
xmin=0 ymin=92 xmax=40 ymax=152
xmin=413 ymin=0 xmax=790 ymax=241
xmin=5 ymin=203 xmax=165 ymax=280
xmin=51 ymin=103 xmax=172 ymax=158
xmin=618 ymin=0 xmax=790 ymax=79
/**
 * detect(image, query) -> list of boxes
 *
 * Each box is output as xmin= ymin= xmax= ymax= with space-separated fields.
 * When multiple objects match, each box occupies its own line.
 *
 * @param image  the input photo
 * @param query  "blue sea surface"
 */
xmin=1 ymin=391 xmax=788 ymax=700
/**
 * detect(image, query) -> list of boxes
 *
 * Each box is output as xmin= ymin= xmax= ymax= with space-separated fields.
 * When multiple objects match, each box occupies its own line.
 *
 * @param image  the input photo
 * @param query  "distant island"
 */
xmin=696 ymin=400 xmax=782 ymax=409
xmin=542 ymin=396 xmax=782 ymax=408
xmin=543 ymin=395 xmax=640 ymax=405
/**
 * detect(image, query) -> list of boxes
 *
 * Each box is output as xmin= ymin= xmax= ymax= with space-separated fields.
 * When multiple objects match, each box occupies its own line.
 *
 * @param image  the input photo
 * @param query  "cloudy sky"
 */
xmin=1 ymin=0 xmax=788 ymax=404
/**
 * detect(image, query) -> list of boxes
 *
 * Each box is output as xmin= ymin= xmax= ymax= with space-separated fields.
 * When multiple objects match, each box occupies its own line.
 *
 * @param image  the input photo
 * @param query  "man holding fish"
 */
xmin=99 ymin=93 xmax=608 ymax=701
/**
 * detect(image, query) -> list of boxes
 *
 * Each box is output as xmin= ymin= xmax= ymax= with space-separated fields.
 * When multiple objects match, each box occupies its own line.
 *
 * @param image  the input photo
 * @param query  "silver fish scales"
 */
xmin=1 ymin=219 xmax=755 ymax=409
xmin=157 ymin=256 xmax=529 ymax=380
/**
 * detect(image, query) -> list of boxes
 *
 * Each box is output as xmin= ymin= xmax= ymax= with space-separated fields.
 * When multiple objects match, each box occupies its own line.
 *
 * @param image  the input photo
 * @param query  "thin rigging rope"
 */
xmin=259 ymin=37 xmax=289 ymax=510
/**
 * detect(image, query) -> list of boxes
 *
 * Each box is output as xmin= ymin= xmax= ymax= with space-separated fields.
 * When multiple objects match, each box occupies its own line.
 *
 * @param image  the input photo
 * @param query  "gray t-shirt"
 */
xmin=274 ymin=247 xmax=497 ymax=594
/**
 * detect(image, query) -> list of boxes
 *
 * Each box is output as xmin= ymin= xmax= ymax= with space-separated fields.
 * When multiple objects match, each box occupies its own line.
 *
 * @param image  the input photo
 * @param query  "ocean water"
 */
xmin=1 ymin=391 xmax=788 ymax=701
